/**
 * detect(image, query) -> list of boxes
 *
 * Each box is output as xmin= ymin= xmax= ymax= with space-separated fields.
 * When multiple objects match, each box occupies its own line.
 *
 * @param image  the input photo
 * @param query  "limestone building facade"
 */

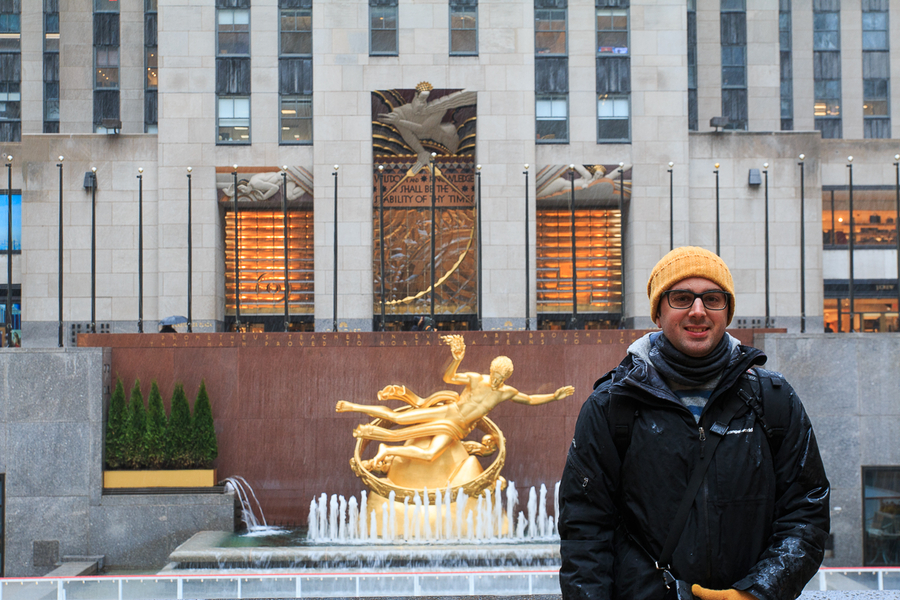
xmin=0 ymin=0 xmax=897 ymax=344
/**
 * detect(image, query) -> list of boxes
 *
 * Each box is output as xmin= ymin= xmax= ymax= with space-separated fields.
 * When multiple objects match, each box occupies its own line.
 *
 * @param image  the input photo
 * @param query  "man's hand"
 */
xmin=691 ymin=585 xmax=757 ymax=600
xmin=379 ymin=112 xmax=399 ymax=124
xmin=442 ymin=334 xmax=466 ymax=360
xmin=554 ymin=386 xmax=575 ymax=400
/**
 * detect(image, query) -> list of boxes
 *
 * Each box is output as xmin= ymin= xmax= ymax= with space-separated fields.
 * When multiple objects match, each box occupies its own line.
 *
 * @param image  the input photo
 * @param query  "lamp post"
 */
xmin=90 ymin=166 xmax=97 ymax=334
xmin=137 ymin=167 xmax=144 ymax=333
xmin=798 ymin=154 xmax=806 ymax=333
xmin=668 ymin=162 xmax=674 ymax=251
xmin=378 ymin=165 xmax=386 ymax=331
xmin=476 ymin=164 xmax=483 ymax=331
xmin=524 ymin=164 xmax=530 ymax=331
xmin=847 ymin=156 xmax=855 ymax=332
xmin=333 ymin=164 xmax=339 ymax=332
xmin=4 ymin=155 xmax=11 ymax=347
xmin=186 ymin=167 xmax=193 ymax=333
xmin=894 ymin=154 xmax=900 ymax=331
xmin=714 ymin=163 xmax=720 ymax=255
xmin=569 ymin=164 xmax=577 ymax=329
xmin=282 ymin=166 xmax=290 ymax=332
xmin=619 ymin=162 xmax=625 ymax=328
xmin=430 ymin=153 xmax=437 ymax=325
xmin=763 ymin=162 xmax=770 ymax=328
xmin=57 ymin=157 xmax=64 ymax=347
xmin=232 ymin=165 xmax=242 ymax=331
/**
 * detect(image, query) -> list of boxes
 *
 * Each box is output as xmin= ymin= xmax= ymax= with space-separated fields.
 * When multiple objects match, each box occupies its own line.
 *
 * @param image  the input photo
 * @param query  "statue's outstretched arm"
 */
xmin=510 ymin=385 xmax=575 ymax=406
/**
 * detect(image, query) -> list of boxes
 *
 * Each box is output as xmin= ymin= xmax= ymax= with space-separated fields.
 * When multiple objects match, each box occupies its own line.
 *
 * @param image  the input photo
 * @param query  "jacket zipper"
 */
xmin=698 ymin=426 xmax=706 ymax=458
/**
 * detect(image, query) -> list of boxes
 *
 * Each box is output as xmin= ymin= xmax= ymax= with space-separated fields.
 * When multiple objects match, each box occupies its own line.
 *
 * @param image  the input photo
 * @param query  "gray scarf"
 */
xmin=648 ymin=332 xmax=731 ymax=388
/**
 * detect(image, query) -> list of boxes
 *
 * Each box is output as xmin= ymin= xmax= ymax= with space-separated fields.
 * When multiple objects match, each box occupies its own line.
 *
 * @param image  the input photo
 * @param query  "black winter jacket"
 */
xmin=558 ymin=343 xmax=830 ymax=600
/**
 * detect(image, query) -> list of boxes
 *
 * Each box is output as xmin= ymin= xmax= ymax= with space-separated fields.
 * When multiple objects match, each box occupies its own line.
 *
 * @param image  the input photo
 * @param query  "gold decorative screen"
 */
xmin=536 ymin=208 xmax=622 ymax=314
xmin=225 ymin=210 xmax=314 ymax=315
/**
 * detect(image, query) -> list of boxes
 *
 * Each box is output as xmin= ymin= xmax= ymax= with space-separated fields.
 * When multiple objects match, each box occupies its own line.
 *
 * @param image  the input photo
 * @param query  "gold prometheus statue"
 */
xmin=336 ymin=335 xmax=575 ymax=504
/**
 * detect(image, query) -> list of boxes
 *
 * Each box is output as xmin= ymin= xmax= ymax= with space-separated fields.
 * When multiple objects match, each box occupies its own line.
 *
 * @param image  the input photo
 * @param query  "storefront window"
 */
xmin=823 ymin=297 xmax=898 ymax=333
xmin=864 ymin=467 xmax=900 ymax=566
xmin=823 ymin=186 xmax=899 ymax=247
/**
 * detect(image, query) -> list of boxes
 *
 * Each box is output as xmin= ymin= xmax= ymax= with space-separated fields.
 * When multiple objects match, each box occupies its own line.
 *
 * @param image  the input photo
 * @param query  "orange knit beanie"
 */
xmin=647 ymin=246 xmax=735 ymax=324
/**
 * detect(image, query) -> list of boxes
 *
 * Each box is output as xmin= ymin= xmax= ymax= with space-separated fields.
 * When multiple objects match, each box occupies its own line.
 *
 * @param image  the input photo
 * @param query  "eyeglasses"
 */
xmin=663 ymin=289 xmax=731 ymax=311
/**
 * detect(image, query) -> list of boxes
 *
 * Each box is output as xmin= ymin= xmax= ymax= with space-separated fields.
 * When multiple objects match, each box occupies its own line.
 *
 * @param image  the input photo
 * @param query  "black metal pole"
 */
xmin=5 ymin=156 xmax=11 ymax=347
xmin=619 ymin=163 xmax=625 ymax=328
xmin=714 ymin=163 xmax=720 ymax=256
xmin=137 ymin=168 xmax=143 ymax=333
xmin=282 ymin=167 xmax=290 ymax=332
xmin=764 ymin=164 xmax=770 ymax=328
xmin=798 ymin=155 xmax=806 ymax=333
xmin=476 ymin=165 xmax=483 ymax=330
xmin=186 ymin=167 xmax=193 ymax=333
xmin=895 ymin=155 xmax=900 ymax=332
xmin=430 ymin=154 xmax=437 ymax=325
xmin=524 ymin=164 xmax=530 ymax=331
xmin=57 ymin=157 xmax=64 ymax=347
xmin=333 ymin=165 xmax=339 ymax=332
xmin=233 ymin=166 xmax=241 ymax=330
xmin=90 ymin=167 xmax=96 ymax=334
xmin=848 ymin=158 xmax=855 ymax=331
xmin=569 ymin=165 xmax=577 ymax=327
xmin=378 ymin=166 xmax=386 ymax=331
xmin=668 ymin=162 xmax=674 ymax=251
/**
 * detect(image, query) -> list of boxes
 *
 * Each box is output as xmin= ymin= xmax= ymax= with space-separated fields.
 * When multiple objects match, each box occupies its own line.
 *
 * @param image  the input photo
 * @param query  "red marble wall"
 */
xmin=81 ymin=329 xmax=761 ymax=525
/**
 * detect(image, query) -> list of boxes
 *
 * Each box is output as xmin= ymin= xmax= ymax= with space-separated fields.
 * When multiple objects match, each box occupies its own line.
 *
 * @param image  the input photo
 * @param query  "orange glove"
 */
xmin=691 ymin=585 xmax=757 ymax=600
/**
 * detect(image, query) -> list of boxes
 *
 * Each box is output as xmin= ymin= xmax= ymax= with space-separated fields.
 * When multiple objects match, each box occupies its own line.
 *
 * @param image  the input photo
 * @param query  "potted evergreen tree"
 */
xmin=105 ymin=378 xmax=128 ymax=470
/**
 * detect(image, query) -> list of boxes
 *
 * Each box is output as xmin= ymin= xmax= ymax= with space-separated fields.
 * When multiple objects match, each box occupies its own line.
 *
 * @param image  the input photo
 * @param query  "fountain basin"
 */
xmin=164 ymin=531 xmax=561 ymax=572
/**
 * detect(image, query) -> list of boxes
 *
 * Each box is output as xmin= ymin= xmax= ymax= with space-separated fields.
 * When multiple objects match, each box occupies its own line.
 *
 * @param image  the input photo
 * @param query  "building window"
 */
xmin=218 ymin=97 xmax=250 ymax=143
xmin=280 ymin=96 xmax=311 ymax=143
xmin=595 ymin=3 xmax=630 ymax=142
xmin=449 ymin=3 xmax=477 ymax=56
xmin=687 ymin=0 xmax=698 ymax=131
xmin=44 ymin=0 xmax=60 ymax=133
xmin=218 ymin=9 xmax=250 ymax=56
xmin=279 ymin=2 xmax=312 ymax=145
xmin=536 ymin=95 xmax=568 ymax=142
xmin=145 ymin=0 xmax=157 ymax=133
xmin=862 ymin=0 xmax=889 ymax=139
xmin=281 ymin=7 xmax=311 ymax=55
xmin=0 ymin=3 xmax=20 ymax=143
xmin=595 ymin=9 xmax=628 ymax=54
xmin=779 ymin=0 xmax=793 ymax=130
xmin=597 ymin=95 xmax=629 ymax=141
xmin=369 ymin=3 xmax=398 ymax=56
xmin=813 ymin=0 xmax=841 ymax=138
xmin=864 ymin=468 xmax=900 ymax=564
xmin=0 ymin=192 xmax=21 ymax=253
xmin=95 ymin=46 xmax=118 ymax=89
xmin=535 ymin=2 xmax=569 ymax=144
xmin=535 ymin=8 xmax=565 ymax=56
xmin=94 ymin=0 xmax=119 ymax=10
xmin=721 ymin=0 xmax=747 ymax=130
xmin=822 ymin=186 xmax=898 ymax=248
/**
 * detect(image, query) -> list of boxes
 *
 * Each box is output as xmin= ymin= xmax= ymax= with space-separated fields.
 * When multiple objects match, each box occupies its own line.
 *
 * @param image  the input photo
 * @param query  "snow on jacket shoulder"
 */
xmin=558 ymin=346 xmax=830 ymax=600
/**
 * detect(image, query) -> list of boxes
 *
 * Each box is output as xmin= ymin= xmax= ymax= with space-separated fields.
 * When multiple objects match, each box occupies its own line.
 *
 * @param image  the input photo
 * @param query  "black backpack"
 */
xmin=603 ymin=366 xmax=791 ymax=462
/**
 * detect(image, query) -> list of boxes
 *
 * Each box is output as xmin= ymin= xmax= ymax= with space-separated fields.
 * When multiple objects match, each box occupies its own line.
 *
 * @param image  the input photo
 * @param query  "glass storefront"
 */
xmin=224 ymin=210 xmax=314 ymax=319
xmin=823 ymin=186 xmax=900 ymax=247
xmin=864 ymin=467 xmax=900 ymax=566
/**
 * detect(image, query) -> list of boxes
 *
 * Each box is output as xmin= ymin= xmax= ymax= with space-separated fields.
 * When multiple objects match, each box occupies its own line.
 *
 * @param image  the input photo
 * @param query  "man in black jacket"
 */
xmin=558 ymin=246 xmax=830 ymax=600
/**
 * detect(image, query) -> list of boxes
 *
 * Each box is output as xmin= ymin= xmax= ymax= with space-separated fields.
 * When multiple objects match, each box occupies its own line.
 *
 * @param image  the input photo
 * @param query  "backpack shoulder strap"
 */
xmin=737 ymin=367 xmax=790 ymax=456
xmin=593 ymin=369 xmax=637 ymax=462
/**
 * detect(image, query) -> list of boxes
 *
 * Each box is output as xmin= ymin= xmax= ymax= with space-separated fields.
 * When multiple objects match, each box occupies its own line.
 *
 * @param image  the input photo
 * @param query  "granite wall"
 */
xmin=0 ymin=348 xmax=234 ymax=578
xmin=760 ymin=332 xmax=900 ymax=568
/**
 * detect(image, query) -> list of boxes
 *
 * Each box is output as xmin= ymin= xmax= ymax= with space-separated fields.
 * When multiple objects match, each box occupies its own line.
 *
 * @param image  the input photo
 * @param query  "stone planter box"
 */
xmin=103 ymin=469 xmax=217 ymax=489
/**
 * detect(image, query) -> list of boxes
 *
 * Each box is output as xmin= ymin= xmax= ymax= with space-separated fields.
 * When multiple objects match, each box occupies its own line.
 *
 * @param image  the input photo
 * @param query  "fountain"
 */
xmin=164 ymin=335 xmax=573 ymax=583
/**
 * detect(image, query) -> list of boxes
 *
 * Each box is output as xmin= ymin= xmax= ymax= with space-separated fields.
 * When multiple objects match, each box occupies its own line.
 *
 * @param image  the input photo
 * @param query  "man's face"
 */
xmin=489 ymin=369 xmax=507 ymax=390
xmin=655 ymin=277 xmax=729 ymax=358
